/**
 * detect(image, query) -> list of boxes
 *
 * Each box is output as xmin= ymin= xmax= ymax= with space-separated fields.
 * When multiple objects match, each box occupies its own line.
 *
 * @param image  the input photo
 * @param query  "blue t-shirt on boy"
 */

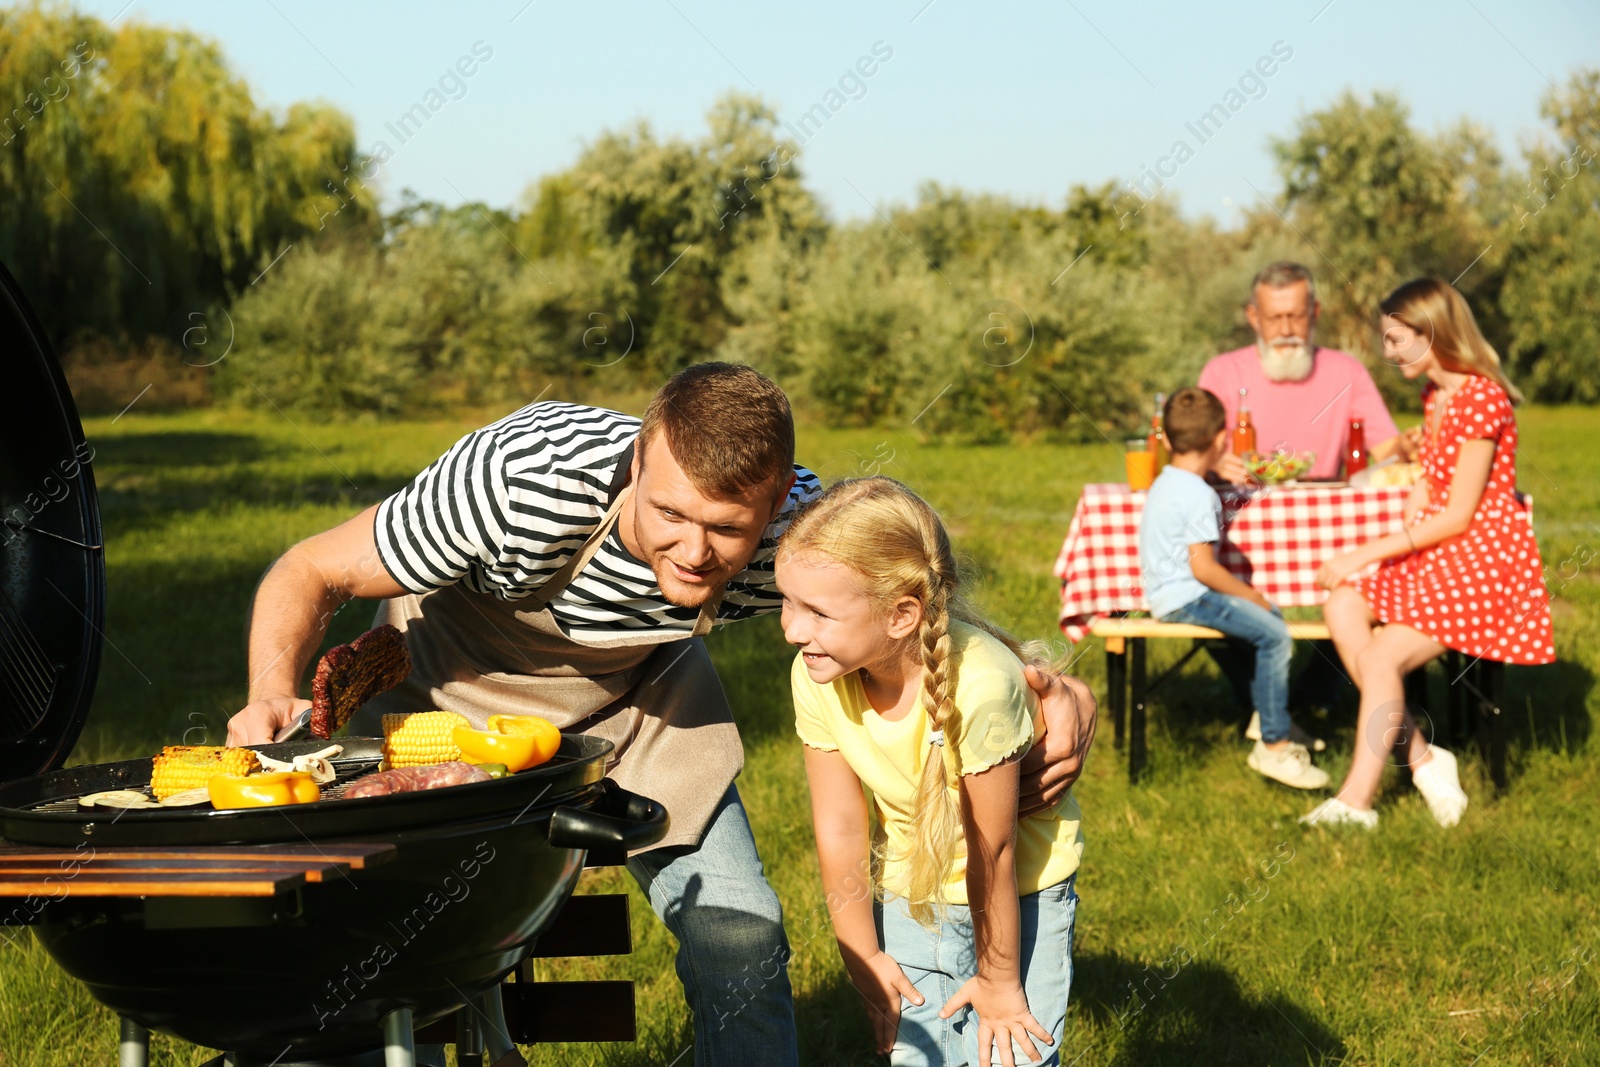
xmin=1139 ymin=466 xmax=1223 ymax=619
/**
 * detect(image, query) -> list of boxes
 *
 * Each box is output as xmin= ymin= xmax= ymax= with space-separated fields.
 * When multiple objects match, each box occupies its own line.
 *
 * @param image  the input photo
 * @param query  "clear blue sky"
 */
xmin=73 ymin=0 xmax=1599 ymax=225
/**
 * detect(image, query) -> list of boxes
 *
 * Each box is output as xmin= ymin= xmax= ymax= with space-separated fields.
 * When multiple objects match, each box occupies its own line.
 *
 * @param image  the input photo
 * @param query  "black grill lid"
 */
xmin=0 ymin=258 xmax=104 ymax=782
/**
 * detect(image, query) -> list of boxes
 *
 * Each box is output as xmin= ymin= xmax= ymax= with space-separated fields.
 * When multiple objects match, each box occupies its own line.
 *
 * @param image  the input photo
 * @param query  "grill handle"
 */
xmin=547 ymin=780 xmax=669 ymax=854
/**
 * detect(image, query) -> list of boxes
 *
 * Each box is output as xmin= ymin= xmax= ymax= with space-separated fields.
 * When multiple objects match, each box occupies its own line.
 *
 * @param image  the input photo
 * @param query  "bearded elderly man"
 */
xmin=226 ymin=362 xmax=1095 ymax=1067
xmin=1198 ymin=262 xmax=1410 ymax=741
xmin=1202 ymin=261 xmax=1407 ymax=485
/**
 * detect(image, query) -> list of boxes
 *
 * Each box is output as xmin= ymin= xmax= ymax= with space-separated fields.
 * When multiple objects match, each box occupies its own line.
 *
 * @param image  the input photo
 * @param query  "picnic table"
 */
xmin=1051 ymin=480 xmax=1519 ymax=785
xmin=1053 ymin=480 xmax=1409 ymax=640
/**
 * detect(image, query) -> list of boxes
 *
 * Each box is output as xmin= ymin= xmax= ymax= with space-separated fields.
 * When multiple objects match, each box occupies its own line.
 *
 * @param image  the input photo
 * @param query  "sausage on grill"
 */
xmin=342 ymin=761 xmax=490 ymax=798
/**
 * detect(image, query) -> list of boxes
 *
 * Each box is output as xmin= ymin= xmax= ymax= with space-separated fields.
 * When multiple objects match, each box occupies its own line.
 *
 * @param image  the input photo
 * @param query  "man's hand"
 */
xmin=231 ymin=504 xmax=406 ymax=749
xmin=1213 ymin=451 xmax=1249 ymax=485
xmin=1019 ymin=665 xmax=1096 ymax=817
xmin=1246 ymin=587 xmax=1274 ymax=613
xmin=226 ymin=696 xmax=310 ymax=747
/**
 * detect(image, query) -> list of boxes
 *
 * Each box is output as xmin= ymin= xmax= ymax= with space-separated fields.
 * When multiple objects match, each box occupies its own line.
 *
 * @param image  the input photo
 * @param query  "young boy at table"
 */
xmin=1138 ymin=388 xmax=1329 ymax=790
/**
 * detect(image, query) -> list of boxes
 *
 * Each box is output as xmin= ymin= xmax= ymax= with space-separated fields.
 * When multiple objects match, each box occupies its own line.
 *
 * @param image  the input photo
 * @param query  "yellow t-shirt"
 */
xmin=793 ymin=621 xmax=1084 ymax=906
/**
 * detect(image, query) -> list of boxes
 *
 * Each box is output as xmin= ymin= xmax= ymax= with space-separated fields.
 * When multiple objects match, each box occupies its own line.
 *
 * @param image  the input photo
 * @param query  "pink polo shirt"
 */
xmin=1198 ymin=346 xmax=1400 ymax=480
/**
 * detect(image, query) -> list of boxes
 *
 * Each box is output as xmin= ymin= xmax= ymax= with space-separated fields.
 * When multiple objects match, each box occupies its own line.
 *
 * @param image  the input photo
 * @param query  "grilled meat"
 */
xmin=342 ymin=761 xmax=490 ymax=798
xmin=309 ymin=625 xmax=412 ymax=739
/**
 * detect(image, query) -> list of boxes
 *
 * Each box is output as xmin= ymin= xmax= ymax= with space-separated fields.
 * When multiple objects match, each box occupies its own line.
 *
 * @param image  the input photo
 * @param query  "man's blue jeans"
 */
xmin=628 ymin=784 xmax=799 ymax=1067
xmin=1164 ymin=590 xmax=1293 ymax=743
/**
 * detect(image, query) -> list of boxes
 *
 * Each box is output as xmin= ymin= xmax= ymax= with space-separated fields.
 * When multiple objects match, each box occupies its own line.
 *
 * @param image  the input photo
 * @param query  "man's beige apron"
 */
xmin=351 ymin=482 xmax=744 ymax=849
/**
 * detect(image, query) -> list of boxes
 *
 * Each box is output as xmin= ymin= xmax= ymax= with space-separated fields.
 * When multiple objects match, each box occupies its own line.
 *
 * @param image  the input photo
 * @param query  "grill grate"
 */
xmin=23 ymin=752 xmax=585 ymax=814
xmin=0 ymin=587 xmax=57 ymax=742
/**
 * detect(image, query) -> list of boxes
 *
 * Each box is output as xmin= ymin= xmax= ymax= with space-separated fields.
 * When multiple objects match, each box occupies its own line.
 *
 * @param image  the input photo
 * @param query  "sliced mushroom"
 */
xmin=252 ymin=742 xmax=340 ymax=783
xmin=79 ymin=790 xmax=161 ymax=810
xmin=253 ymin=744 xmax=343 ymax=783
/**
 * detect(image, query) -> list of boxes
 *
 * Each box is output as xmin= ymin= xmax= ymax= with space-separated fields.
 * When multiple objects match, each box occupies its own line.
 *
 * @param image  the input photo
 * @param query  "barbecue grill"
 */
xmin=0 ymin=259 xmax=669 ymax=1065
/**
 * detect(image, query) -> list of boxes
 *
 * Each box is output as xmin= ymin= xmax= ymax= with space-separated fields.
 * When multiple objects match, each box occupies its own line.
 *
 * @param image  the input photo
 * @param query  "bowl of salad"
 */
xmin=1246 ymin=450 xmax=1314 ymax=485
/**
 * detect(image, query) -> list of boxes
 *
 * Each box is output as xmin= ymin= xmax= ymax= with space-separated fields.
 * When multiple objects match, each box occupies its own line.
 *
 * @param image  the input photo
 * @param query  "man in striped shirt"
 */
xmin=228 ymin=363 xmax=1095 ymax=1065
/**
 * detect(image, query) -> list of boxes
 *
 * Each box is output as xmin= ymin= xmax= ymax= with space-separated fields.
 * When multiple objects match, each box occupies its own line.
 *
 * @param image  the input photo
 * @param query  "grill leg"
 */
xmin=382 ymin=1006 xmax=415 ymax=1067
xmin=456 ymin=1003 xmax=486 ymax=1067
xmin=1129 ymin=637 xmax=1148 ymax=784
xmin=477 ymin=988 xmax=525 ymax=1067
xmin=118 ymin=1017 xmax=149 ymax=1067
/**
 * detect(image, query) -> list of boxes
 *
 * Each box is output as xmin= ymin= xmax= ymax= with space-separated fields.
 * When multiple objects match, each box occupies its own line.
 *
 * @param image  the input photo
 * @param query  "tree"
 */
xmin=0 ymin=4 xmax=376 ymax=343
xmin=1271 ymin=92 xmax=1502 ymax=380
xmin=1501 ymin=69 xmax=1600 ymax=402
xmin=513 ymin=93 xmax=824 ymax=380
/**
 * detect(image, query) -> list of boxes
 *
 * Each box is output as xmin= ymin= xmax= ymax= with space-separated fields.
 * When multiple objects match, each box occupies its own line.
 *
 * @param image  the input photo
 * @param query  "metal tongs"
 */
xmin=274 ymin=707 xmax=314 ymax=744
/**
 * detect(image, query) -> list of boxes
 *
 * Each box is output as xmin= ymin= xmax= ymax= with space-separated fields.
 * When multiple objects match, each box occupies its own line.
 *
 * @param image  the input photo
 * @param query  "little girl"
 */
xmin=776 ymin=477 xmax=1084 ymax=1067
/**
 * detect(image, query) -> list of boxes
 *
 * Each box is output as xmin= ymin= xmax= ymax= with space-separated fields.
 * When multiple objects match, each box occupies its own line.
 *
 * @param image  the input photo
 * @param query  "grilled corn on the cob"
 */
xmin=149 ymin=746 xmax=261 ymax=800
xmin=382 ymin=711 xmax=469 ymax=768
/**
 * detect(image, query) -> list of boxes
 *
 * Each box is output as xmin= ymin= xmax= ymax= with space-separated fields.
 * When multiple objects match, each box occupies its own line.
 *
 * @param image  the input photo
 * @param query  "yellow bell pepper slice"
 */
xmin=208 ymin=771 xmax=321 ymax=809
xmin=485 ymin=714 xmax=561 ymax=766
xmin=454 ymin=717 xmax=560 ymax=773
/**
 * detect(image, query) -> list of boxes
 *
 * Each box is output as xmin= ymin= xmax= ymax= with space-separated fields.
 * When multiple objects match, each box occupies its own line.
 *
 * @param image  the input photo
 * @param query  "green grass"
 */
xmin=2 ymin=404 xmax=1598 ymax=1066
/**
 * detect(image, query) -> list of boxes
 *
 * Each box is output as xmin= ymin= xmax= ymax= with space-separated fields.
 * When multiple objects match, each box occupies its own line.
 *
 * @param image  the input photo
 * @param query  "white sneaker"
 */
xmin=1299 ymin=797 xmax=1379 ymax=830
xmin=1412 ymin=746 xmax=1469 ymax=828
xmin=1246 ymin=710 xmax=1326 ymax=752
xmin=1248 ymin=741 xmax=1331 ymax=790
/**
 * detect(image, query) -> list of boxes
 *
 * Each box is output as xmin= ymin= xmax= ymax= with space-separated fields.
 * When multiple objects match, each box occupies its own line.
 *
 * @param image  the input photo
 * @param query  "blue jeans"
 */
xmin=880 ymin=876 xmax=1079 ymax=1067
xmin=1165 ymin=590 xmax=1292 ymax=743
xmin=628 ymin=784 xmax=798 ymax=1067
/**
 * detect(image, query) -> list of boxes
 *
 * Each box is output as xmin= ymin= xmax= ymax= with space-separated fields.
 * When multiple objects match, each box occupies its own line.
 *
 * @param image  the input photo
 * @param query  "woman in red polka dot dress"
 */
xmin=1303 ymin=278 xmax=1555 ymax=831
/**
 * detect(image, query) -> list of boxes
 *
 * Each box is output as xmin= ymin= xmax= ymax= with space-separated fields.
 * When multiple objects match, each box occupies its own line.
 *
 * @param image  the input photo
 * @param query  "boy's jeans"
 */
xmin=1164 ymin=590 xmax=1293 ymax=743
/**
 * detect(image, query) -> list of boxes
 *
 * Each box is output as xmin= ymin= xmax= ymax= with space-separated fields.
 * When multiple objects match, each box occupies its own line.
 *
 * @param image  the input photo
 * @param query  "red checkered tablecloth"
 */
xmin=1053 ymin=482 xmax=1409 ymax=641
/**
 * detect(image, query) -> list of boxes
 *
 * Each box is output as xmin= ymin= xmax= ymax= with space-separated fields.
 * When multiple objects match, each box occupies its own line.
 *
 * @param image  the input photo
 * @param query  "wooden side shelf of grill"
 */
xmin=0 ymin=842 xmax=397 ymax=902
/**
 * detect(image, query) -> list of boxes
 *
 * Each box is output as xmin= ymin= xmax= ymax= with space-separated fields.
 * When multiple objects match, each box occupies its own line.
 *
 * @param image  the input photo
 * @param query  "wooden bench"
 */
xmin=1092 ymin=616 xmax=1507 ymax=787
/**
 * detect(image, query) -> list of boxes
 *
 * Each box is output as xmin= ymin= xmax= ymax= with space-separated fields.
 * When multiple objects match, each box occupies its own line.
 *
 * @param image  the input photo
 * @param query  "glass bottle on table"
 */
xmin=1146 ymin=392 xmax=1169 ymax=472
xmin=1344 ymin=419 xmax=1367 ymax=478
xmin=1231 ymin=387 xmax=1256 ymax=456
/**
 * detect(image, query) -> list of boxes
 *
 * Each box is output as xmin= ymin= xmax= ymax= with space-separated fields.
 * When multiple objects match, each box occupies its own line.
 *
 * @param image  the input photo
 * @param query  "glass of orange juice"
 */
xmin=1125 ymin=440 xmax=1156 ymax=490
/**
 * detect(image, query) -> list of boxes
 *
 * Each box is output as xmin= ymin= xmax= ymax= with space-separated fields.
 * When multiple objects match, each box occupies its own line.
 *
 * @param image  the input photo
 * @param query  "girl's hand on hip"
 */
xmin=941 ymin=976 xmax=1053 ymax=1067
xmin=844 ymin=950 xmax=922 ymax=1055
xmin=1317 ymin=552 xmax=1363 ymax=591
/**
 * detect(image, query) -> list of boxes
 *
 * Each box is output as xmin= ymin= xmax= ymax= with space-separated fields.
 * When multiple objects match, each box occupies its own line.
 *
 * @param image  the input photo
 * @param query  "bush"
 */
xmin=217 ymin=243 xmax=419 ymax=414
